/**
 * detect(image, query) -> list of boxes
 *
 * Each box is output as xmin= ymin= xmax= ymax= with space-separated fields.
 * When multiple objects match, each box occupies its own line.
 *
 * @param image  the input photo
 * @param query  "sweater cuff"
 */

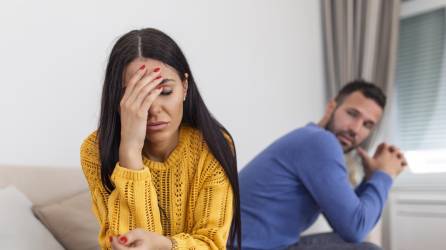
xmin=168 ymin=236 xmax=179 ymax=250
xmin=170 ymin=234 xmax=188 ymax=250
xmin=111 ymin=163 xmax=152 ymax=181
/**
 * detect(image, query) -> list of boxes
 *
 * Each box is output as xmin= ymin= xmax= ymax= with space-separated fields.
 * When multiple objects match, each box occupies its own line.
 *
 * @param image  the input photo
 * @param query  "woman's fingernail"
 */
xmin=109 ymin=236 xmax=113 ymax=242
xmin=155 ymin=75 xmax=162 ymax=80
xmin=153 ymin=67 xmax=160 ymax=72
xmin=119 ymin=236 xmax=128 ymax=244
xmin=139 ymin=65 xmax=146 ymax=70
xmin=156 ymin=85 xmax=163 ymax=90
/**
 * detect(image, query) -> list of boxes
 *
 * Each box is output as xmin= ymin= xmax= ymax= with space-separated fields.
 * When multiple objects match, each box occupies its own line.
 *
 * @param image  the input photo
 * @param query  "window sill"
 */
xmin=393 ymin=171 xmax=446 ymax=190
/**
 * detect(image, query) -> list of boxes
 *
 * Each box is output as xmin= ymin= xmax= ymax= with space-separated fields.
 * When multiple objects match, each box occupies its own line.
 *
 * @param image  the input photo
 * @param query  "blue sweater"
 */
xmin=238 ymin=123 xmax=393 ymax=250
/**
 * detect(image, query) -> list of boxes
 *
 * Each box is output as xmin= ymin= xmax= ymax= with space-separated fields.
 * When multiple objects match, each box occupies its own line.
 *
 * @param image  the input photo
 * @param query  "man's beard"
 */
xmin=325 ymin=114 xmax=358 ymax=153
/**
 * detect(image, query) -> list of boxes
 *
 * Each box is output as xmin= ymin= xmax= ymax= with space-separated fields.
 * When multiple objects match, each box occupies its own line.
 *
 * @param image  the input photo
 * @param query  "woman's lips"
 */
xmin=146 ymin=122 xmax=168 ymax=131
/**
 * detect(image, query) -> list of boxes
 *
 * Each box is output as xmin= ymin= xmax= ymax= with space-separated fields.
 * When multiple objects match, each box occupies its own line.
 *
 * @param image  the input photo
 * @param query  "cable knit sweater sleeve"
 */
xmin=80 ymin=132 xmax=163 ymax=250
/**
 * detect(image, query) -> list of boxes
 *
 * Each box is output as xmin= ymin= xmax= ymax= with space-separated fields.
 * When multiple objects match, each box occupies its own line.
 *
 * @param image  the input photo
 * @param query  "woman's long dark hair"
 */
xmin=97 ymin=28 xmax=241 ymax=249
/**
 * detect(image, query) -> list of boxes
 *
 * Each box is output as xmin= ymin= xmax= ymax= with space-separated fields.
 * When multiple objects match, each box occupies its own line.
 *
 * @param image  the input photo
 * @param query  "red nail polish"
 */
xmin=155 ymin=75 xmax=162 ymax=80
xmin=109 ymin=236 xmax=113 ymax=242
xmin=153 ymin=67 xmax=160 ymax=72
xmin=156 ymin=85 xmax=163 ymax=90
xmin=119 ymin=236 xmax=128 ymax=244
xmin=139 ymin=65 xmax=146 ymax=70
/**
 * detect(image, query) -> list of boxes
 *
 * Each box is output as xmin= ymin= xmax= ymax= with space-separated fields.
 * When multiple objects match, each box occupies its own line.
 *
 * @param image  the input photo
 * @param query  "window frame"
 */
xmin=387 ymin=0 xmax=446 ymax=188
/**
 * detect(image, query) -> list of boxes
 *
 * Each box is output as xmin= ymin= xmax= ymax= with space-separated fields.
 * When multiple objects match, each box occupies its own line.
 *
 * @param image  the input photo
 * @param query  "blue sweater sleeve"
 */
xmin=292 ymin=131 xmax=393 ymax=243
xmin=355 ymin=179 xmax=368 ymax=195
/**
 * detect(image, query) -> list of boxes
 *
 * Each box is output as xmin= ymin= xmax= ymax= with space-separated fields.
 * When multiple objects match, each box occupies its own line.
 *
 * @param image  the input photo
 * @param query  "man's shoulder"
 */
xmin=272 ymin=123 xmax=343 ymax=165
xmin=284 ymin=123 xmax=339 ymax=149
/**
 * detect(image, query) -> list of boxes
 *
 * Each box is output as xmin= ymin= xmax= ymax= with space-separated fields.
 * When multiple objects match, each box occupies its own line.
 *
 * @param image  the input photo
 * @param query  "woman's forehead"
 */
xmin=124 ymin=58 xmax=178 ymax=82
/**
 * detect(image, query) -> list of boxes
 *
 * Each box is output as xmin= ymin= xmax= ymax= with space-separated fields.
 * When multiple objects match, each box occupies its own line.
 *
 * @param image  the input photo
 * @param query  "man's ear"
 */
xmin=318 ymin=99 xmax=337 ymax=127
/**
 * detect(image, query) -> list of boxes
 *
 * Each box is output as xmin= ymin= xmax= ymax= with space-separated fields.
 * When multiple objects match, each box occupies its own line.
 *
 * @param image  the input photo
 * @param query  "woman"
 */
xmin=80 ymin=28 xmax=241 ymax=250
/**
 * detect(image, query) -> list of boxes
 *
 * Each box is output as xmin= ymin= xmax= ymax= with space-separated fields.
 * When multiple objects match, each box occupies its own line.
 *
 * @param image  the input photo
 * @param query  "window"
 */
xmin=395 ymin=8 xmax=446 ymax=173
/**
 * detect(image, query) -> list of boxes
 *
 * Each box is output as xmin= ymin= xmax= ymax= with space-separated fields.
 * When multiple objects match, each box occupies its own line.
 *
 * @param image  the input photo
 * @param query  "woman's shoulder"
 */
xmin=181 ymin=125 xmax=206 ymax=151
xmin=181 ymin=125 xmax=234 ymax=151
xmin=80 ymin=131 xmax=102 ymax=184
xmin=181 ymin=125 xmax=229 ymax=178
xmin=80 ymin=130 xmax=100 ymax=161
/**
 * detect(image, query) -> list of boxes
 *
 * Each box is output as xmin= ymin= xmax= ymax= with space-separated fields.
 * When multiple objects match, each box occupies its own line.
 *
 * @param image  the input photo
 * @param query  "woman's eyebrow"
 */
xmin=160 ymin=78 xmax=174 ymax=84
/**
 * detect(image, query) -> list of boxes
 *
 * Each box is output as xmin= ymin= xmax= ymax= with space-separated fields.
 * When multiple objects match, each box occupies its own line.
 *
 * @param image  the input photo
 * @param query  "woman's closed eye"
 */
xmin=160 ymin=87 xmax=173 ymax=96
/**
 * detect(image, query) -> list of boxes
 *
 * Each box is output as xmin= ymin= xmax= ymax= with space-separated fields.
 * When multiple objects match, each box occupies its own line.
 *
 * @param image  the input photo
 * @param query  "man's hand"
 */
xmin=317 ymin=100 xmax=337 ymax=128
xmin=357 ymin=143 xmax=408 ymax=180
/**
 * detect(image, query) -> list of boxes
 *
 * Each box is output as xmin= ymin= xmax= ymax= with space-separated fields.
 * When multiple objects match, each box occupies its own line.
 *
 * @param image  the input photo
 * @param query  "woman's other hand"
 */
xmin=110 ymin=229 xmax=172 ymax=250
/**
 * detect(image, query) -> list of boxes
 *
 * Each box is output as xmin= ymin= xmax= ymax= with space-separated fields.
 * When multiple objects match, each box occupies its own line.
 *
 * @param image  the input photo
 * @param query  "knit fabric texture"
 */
xmin=80 ymin=126 xmax=233 ymax=250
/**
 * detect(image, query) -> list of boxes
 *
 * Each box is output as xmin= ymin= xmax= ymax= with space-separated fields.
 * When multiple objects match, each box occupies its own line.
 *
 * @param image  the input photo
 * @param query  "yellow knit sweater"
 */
xmin=80 ymin=126 xmax=234 ymax=250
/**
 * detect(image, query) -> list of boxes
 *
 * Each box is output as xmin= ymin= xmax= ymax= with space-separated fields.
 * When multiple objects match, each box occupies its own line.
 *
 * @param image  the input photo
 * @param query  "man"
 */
xmin=239 ymin=80 xmax=407 ymax=250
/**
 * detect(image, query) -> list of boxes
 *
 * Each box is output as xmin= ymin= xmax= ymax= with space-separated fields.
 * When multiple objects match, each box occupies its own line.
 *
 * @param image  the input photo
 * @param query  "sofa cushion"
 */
xmin=32 ymin=190 xmax=100 ymax=250
xmin=0 ymin=186 xmax=64 ymax=250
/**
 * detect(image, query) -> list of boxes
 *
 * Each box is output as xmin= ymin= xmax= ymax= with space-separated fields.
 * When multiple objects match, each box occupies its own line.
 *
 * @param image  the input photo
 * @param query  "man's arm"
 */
xmin=293 ymin=132 xmax=404 ymax=243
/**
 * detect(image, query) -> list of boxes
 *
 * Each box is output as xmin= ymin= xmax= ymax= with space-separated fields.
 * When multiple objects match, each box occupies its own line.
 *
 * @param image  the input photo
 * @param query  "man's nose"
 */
xmin=348 ymin=119 xmax=363 ymax=137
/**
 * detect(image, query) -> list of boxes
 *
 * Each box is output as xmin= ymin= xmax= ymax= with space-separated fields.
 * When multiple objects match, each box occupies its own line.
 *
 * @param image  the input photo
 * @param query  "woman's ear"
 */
xmin=182 ymin=73 xmax=189 ymax=101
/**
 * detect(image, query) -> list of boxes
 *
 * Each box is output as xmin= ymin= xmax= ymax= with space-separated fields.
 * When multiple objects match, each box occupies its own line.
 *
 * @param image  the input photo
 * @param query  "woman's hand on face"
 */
xmin=119 ymin=65 xmax=164 ymax=170
xmin=110 ymin=229 xmax=172 ymax=250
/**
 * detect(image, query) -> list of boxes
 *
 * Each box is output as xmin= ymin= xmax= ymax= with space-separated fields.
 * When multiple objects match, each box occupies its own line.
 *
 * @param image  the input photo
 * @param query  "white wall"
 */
xmin=386 ymin=188 xmax=446 ymax=250
xmin=0 ymin=0 xmax=325 ymax=168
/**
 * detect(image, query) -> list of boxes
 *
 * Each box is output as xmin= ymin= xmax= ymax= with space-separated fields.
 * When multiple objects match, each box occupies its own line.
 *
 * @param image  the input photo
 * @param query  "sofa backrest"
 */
xmin=0 ymin=166 xmax=87 ymax=205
